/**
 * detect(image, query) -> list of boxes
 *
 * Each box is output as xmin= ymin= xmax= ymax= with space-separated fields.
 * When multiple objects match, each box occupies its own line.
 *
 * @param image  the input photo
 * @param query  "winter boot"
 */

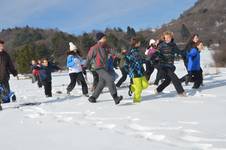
xmin=88 ymin=96 xmax=96 ymax=103
xmin=12 ymin=95 xmax=16 ymax=102
xmin=83 ymin=94 xmax=89 ymax=97
xmin=128 ymin=85 xmax=133 ymax=96
xmin=113 ymin=94 xmax=123 ymax=105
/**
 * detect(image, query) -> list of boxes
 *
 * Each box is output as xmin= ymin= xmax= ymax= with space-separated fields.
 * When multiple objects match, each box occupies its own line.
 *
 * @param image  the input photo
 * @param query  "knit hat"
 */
xmin=96 ymin=32 xmax=106 ymax=41
xmin=149 ymin=39 xmax=156 ymax=46
xmin=69 ymin=42 xmax=77 ymax=52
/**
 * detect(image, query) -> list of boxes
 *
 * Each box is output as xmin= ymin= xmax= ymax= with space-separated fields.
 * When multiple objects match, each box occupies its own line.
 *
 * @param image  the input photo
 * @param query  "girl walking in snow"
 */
xmin=66 ymin=42 xmax=89 ymax=97
xmin=144 ymin=39 xmax=158 ymax=82
xmin=187 ymin=40 xmax=204 ymax=89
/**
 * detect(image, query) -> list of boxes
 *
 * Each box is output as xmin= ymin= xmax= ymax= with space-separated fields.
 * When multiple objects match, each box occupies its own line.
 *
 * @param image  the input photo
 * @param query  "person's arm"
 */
xmin=7 ymin=54 xmax=18 ymax=77
xmin=188 ymin=48 xmax=198 ymax=57
xmin=66 ymin=55 xmax=76 ymax=68
xmin=86 ymin=47 xmax=95 ymax=69
xmin=172 ymin=43 xmax=183 ymax=56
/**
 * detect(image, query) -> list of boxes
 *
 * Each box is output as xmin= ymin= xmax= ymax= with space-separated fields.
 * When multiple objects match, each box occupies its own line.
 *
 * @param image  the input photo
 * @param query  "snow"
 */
xmin=1 ymin=60 xmax=226 ymax=150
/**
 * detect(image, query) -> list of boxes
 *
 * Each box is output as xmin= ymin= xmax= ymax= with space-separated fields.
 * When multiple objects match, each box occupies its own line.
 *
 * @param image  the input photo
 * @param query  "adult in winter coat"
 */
xmin=0 ymin=40 xmax=18 ymax=110
xmin=66 ymin=42 xmax=88 ymax=97
xmin=125 ymin=37 xmax=149 ymax=103
xmin=155 ymin=31 xmax=186 ymax=96
xmin=187 ymin=40 xmax=204 ymax=89
xmin=86 ymin=32 xmax=123 ymax=105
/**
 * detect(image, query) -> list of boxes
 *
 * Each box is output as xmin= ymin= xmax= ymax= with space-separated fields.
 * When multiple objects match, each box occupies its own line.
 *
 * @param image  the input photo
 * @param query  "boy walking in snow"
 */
xmin=38 ymin=58 xmax=53 ymax=97
xmin=125 ymin=37 xmax=149 ymax=103
xmin=155 ymin=31 xmax=186 ymax=96
xmin=86 ymin=32 xmax=123 ymax=105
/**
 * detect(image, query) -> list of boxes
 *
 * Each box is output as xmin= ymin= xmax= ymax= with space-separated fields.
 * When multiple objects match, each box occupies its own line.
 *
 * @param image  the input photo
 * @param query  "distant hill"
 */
xmin=139 ymin=0 xmax=226 ymax=66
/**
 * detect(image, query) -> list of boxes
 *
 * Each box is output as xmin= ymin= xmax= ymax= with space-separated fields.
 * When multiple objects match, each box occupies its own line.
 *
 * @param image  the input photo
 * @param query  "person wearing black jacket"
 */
xmin=38 ymin=58 xmax=53 ymax=97
xmin=0 ymin=40 xmax=18 ymax=110
xmin=155 ymin=31 xmax=186 ymax=96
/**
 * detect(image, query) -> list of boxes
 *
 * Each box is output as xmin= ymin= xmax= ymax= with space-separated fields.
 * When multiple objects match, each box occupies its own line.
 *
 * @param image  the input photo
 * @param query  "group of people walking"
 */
xmin=0 ymin=30 xmax=205 ymax=110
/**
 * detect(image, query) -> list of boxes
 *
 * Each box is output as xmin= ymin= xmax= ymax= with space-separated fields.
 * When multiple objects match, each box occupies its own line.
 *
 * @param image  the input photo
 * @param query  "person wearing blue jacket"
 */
xmin=187 ymin=40 xmax=204 ymax=89
xmin=66 ymin=42 xmax=88 ymax=96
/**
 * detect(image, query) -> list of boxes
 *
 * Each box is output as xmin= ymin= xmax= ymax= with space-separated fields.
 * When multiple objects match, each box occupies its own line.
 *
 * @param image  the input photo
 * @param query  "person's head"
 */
xmin=149 ymin=39 xmax=157 ymax=48
xmin=121 ymin=49 xmax=127 ymax=55
xmin=0 ymin=40 xmax=5 ymax=52
xmin=191 ymin=34 xmax=199 ymax=43
xmin=162 ymin=31 xmax=174 ymax=43
xmin=31 ymin=60 xmax=37 ymax=65
xmin=96 ymin=32 xmax=107 ymax=44
xmin=41 ymin=58 xmax=49 ymax=66
xmin=69 ymin=42 xmax=77 ymax=52
xmin=37 ymin=59 xmax=42 ymax=64
xmin=130 ymin=37 xmax=141 ymax=48
xmin=195 ymin=40 xmax=204 ymax=51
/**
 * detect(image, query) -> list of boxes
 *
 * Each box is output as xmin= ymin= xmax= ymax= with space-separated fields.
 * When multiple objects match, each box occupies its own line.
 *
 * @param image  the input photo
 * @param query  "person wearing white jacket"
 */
xmin=66 ymin=42 xmax=88 ymax=96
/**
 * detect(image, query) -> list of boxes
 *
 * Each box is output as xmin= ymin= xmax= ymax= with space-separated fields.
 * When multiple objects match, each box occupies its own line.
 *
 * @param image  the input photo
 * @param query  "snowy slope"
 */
xmin=0 ymin=60 xmax=226 ymax=150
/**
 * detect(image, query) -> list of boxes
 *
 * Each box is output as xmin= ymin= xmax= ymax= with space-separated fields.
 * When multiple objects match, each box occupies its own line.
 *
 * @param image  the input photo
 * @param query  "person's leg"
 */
xmin=48 ymin=81 xmax=52 ymax=97
xmin=192 ymin=71 xmax=202 ymax=89
xmin=37 ymin=75 xmax=42 ymax=88
xmin=154 ymin=67 xmax=163 ymax=86
xmin=66 ymin=73 xmax=77 ymax=93
xmin=156 ymin=77 xmax=171 ymax=93
xmin=91 ymin=72 xmax=105 ymax=99
xmin=156 ymin=69 xmax=171 ymax=93
xmin=167 ymin=69 xmax=185 ymax=94
xmin=77 ymin=72 xmax=88 ymax=95
xmin=99 ymin=70 xmax=117 ymax=98
xmin=92 ymin=71 xmax=99 ymax=91
xmin=132 ymin=77 xmax=142 ymax=103
xmin=116 ymin=67 xmax=127 ymax=87
xmin=145 ymin=61 xmax=153 ymax=81
xmin=141 ymin=76 xmax=149 ymax=90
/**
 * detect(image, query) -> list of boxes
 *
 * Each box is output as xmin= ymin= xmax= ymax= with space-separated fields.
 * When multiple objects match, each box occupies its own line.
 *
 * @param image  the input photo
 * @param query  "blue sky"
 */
xmin=0 ymin=0 xmax=197 ymax=35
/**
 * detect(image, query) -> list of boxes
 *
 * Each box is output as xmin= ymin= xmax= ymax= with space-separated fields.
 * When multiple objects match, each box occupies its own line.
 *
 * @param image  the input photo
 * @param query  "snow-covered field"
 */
xmin=1 ymin=60 xmax=226 ymax=150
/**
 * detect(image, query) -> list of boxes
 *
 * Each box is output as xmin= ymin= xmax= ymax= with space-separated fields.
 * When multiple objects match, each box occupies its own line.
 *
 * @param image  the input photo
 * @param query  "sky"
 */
xmin=0 ymin=0 xmax=197 ymax=35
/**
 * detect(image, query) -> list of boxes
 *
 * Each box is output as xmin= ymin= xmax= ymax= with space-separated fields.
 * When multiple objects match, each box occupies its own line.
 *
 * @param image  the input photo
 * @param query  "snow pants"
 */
xmin=131 ymin=76 xmax=149 ymax=103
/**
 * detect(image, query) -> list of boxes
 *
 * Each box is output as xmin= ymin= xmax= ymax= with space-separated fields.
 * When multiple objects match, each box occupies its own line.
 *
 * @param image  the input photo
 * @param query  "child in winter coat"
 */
xmin=66 ymin=42 xmax=89 ymax=97
xmin=38 ymin=58 xmax=53 ymax=97
xmin=155 ymin=31 xmax=186 ymax=96
xmin=125 ymin=37 xmax=149 ymax=103
xmin=31 ymin=60 xmax=39 ymax=83
xmin=145 ymin=39 xmax=157 ymax=81
xmin=116 ymin=49 xmax=128 ymax=88
xmin=187 ymin=40 xmax=204 ymax=89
